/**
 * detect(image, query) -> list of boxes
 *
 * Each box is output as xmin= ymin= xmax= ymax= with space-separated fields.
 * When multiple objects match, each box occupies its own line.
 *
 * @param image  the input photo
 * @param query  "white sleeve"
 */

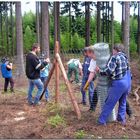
xmin=78 ymin=62 xmax=82 ymax=69
xmin=88 ymin=59 xmax=96 ymax=72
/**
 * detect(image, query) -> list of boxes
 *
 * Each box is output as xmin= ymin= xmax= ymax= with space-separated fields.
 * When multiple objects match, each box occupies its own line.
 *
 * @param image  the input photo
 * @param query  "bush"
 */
xmin=74 ymin=130 xmax=87 ymax=139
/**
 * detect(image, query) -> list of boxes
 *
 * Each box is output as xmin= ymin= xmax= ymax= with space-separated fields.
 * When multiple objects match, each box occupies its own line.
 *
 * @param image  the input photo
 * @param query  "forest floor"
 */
xmin=0 ymin=58 xmax=140 ymax=139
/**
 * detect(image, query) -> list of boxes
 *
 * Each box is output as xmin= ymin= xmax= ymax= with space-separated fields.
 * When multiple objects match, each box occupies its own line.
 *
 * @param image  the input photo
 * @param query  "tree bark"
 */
xmin=10 ymin=2 xmax=14 ymax=56
xmin=5 ymin=10 xmax=9 ymax=55
xmin=15 ymin=2 xmax=25 ymax=76
xmin=85 ymin=2 xmax=90 ymax=47
xmin=111 ymin=2 xmax=114 ymax=50
xmin=123 ymin=2 xmax=130 ymax=59
xmin=97 ymin=2 xmax=101 ymax=42
xmin=36 ymin=1 xmax=40 ymax=45
xmin=122 ymin=2 xmax=125 ymax=43
xmin=54 ymin=2 xmax=60 ymax=43
xmin=69 ymin=2 xmax=71 ymax=48
xmin=41 ymin=2 xmax=49 ymax=57
xmin=137 ymin=1 xmax=140 ymax=55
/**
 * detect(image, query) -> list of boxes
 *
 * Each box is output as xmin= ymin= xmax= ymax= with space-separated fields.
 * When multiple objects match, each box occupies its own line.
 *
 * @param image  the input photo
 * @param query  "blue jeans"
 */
xmin=40 ymin=77 xmax=49 ymax=100
xmin=28 ymin=79 xmax=44 ymax=105
xmin=81 ymin=76 xmax=94 ymax=105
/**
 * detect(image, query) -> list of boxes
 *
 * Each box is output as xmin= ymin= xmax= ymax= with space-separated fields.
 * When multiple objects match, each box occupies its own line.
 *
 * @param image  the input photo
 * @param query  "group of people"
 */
xmin=0 ymin=42 xmax=134 ymax=126
xmin=67 ymin=44 xmax=133 ymax=125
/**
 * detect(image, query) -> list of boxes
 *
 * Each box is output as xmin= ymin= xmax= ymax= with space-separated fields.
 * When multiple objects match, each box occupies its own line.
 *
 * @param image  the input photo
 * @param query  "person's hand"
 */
xmin=9 ymin=63 xmax=12 ymax=66
xmin=83 ymin=81 xmax=89 ymax=91
xmin=95 ymin=66 xmax=100 ymax=73
xmin=45 ymin=58 xmax=50 ymax=63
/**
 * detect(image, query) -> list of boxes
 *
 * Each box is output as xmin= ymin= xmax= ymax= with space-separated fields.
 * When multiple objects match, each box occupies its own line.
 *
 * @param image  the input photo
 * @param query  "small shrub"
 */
xmin=47 ymin=114 xmax=65 ymax=128
xmin=74 ymin=130 xmax=87 ymax=139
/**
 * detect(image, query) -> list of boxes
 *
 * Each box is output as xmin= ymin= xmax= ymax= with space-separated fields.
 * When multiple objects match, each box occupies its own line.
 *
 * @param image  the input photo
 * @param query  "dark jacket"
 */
xmin=26 ymin=52 xmax=48 ymax=80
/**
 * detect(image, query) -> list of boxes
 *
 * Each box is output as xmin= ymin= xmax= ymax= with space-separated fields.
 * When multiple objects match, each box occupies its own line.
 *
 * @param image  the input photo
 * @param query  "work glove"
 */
xmin=83 ymin=81 xmax=89 ymax=91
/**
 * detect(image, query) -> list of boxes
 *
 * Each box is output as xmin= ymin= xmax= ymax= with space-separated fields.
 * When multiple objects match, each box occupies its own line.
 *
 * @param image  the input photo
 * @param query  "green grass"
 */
xmin=74 ymin=130 xmax=87 ymax=139
xmin=47 ymin=114 xmax=66 ymax=128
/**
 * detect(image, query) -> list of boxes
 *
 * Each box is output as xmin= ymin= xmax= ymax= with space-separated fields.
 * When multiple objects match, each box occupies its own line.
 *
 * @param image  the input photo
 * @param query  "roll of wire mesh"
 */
xmin=93 ymin=43 xmax=116 ymax=122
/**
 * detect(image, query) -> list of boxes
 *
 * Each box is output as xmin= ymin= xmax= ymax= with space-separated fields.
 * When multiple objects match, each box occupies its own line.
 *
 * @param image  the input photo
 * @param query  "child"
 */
xmin=83 ymin=46 xmax=98 ymax=111
xmin=80 ymin=47 xmax=94 ymax=106
xmin=40 ymin=57 xmax=50 ymax=102
xmin=67 ymin=58 xmax=83 ymax=84
xmin=1 ymin=57 xmax=14 ymax=93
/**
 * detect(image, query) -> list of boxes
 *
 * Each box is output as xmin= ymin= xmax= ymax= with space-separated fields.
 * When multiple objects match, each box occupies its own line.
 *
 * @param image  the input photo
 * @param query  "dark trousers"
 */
xmin=4 ymin=78 xmax=14 ymax=92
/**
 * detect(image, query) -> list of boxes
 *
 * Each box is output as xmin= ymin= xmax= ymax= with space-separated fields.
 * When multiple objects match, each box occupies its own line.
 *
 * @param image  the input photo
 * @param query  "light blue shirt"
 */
xmin=40 ymin=64 xmax=50 ymax=78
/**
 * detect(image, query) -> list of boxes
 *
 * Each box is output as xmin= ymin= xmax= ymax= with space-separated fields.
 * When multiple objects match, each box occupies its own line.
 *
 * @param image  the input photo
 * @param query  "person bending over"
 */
xmin=67 ymin=58 xmax=83 ymax=84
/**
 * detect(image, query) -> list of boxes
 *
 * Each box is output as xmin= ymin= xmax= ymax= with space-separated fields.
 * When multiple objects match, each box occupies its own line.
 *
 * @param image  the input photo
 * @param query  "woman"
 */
xmin=97 ymin=44 xmax=131 ymax=125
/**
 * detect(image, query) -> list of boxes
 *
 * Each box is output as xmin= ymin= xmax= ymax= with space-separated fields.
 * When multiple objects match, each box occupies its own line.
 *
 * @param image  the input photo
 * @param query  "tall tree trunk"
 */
xmin=54 ymin=2 xmax=60 ymax=43
xmin=41 ymin=2 xmax=49 ymax=57
xmin=137 ymin=1 xmax=140 ymax=55
xmin=97 ymin=2 xmax=101 ymax=42
xmin=15 ymin=2 xmax=25 ymax=76
xmin=123 ymin=2 xmax=130 ymax=59
xmin=0 ymin=11 xmax=2 ymax=49
xmin=36 ymin=1 xmax=40 ymax=45
xmin=69 ymin=2 xmax=71 ymax=48
xmin=85 ymin=2 xmax=90 ymax=47
xmin=111 ymin=2 xmax=114 ymax=50
xmin=10 ymin=2 xmax=14 ymax=56
xmin=5 ymin=10 xmax=9 ymax=55
xmin=122 ymin=2 xmax=125 ymax=42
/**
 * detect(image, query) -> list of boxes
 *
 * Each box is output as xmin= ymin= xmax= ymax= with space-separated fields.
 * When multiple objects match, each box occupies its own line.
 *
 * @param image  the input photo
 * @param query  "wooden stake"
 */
xmin=55 ymin=41 xmax=60 ymax=103
xmin=55 ymin=53 xmax=81 ymax=119
xmin=40 ymin=60 xmax=56 ymax=100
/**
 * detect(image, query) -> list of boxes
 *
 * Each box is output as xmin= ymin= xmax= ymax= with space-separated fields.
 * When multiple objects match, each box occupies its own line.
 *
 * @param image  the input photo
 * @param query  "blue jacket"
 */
xmin=82 ymin=56 xmax=91 ymax=78
xmin=1 ymin=63 xmax=12 ymax=78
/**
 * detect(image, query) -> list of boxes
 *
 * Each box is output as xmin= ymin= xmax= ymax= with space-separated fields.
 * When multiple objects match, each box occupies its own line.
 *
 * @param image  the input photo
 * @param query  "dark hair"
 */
xmin=113 ymin=44 xmax=124 ymax=52
xmin=32 ymin=43 xmax=40 ymax=51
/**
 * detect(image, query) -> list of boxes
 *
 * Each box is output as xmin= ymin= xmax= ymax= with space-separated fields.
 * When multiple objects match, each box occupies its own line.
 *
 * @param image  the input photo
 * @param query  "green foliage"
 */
xmin=74 ymin=130 xmax=87 ymax=139
xmin=47 ymin=114 xmax=65 ymax=128
xmin=24 ymin=25 xmax=35 ymax=53
xmin=72 ymin=33 xmax=85 ymax=49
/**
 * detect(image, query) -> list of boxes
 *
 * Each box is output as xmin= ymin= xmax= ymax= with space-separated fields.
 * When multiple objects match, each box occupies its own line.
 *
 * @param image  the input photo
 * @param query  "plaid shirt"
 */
xmin=103 ymin=52 xmax=129 ymax=80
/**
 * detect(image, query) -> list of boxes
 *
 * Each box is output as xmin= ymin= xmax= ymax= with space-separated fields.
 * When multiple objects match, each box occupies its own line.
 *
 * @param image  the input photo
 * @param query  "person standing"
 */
xmin=97 ymin=44 xmax=131 ymax=125
xmin=40 ymin=56 xmax=50 ymax=102
xmin=1 ymin=58 xmax=14 ymax=93
xmin=26 ymin=43 xmax=48 ymax=105
xmin=80 ymin=47 xmax=94 ymax=106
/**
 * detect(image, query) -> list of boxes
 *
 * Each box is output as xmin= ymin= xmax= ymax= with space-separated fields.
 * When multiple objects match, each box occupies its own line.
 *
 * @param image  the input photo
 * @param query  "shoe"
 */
xmin=97 ymin=120 xmax=106 ymax=126
xmin=28 ymin=101 xmax=34 ymax=105
xmin=33 ymin=101 xmax=41 ymax=106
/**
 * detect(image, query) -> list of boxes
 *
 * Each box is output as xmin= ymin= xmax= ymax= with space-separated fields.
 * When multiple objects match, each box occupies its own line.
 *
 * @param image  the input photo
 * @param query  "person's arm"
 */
xmin=99 ymin=56 xmax=116 ymax=76
xmin=32 ymin=56 xmax=48 ymax=71
xmin=78 ymin=61 xmax=83 ymax=76
xmin=6 ymin=63 xmax=13 ymax=70
xmin=83 ymin=60 xmax=96 ymax=91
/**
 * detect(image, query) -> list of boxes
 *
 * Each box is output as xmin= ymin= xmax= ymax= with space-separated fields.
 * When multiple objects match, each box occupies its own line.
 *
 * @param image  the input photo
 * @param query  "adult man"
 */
xmin=26 ymin=43 xmax=48 ymax=105
xmin=97 ymin=44 xmax=131 ymax=125
xmin=81 ymin=48 xmax=94 ymax=106
xmin=67 ymin=58 xmax=83 ymax=84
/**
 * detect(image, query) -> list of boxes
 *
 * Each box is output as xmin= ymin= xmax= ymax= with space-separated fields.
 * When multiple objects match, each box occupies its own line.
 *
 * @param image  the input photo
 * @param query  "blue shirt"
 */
xmin=40 ymin=64 xmax=50 ymax=78
xmin=103 ymin=52 xmax=128 ymax=80
xmin=82 ymin=56 xmax=91 ymax=78
xmin=1 ymin=63 xmax=12 ymax=78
